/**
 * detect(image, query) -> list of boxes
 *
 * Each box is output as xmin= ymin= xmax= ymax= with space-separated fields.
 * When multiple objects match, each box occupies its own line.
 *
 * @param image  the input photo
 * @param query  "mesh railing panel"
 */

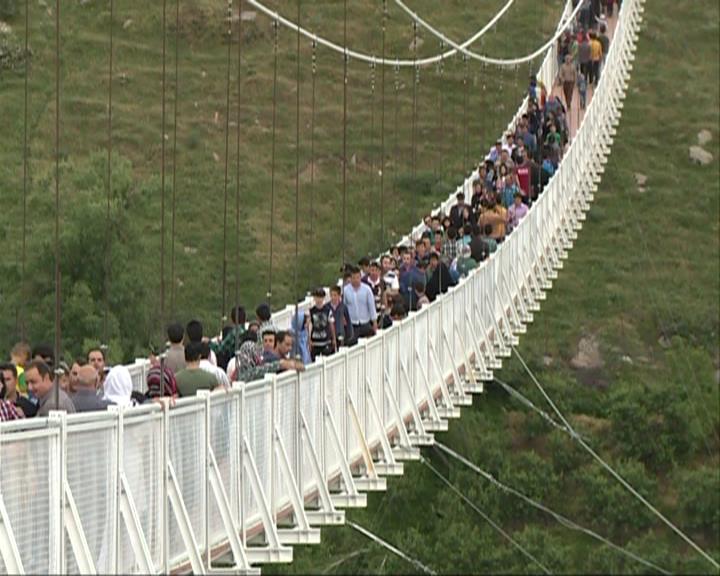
xmin=398 ymin=320 xmax=415 ymax=418
xmin=299 ymin=365 xmax=323 ymax=494
xmin=167 ymin=405 xmax=206 ymax=568
xmin=274 ymin=374 xmax=298 ymax=513
xmin=365 ymin=338 xmax=385 ymax=449
xmin=345 ymin=347 xmax=366 ymax=462
xmin=413 ymin=308 xmax=431 ymax=404
xmin=323 ymin=355 xmax=346 ymax=477
xmin=383 ymin=328 xmax=400 ymax=431
xmin=243 ymin=385 xmax=271 ymax=527
xmin=0 ymin=428 xmax=59 ymax=574
xmin=119 ymin=411 xmax=163 ymax=574
xmin=209 ymin=393 xmax=240 ymax=548
xmin=441 ymin=296 xmax=454 ymax=378
xmin=65 ymin=419 xmax=118 ymax=574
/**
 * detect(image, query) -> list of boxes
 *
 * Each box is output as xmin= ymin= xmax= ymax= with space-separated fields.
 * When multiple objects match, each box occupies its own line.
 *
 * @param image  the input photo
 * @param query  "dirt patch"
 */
xmin=570 ymin=414 xmax=612 ymax=437
xmin=698 ymin=129 xmax=712 ymax=146
xmin=689 ymin=145 xmax=713 ymax=166
xmin=570 ymin=335 xmax=604 ymax=370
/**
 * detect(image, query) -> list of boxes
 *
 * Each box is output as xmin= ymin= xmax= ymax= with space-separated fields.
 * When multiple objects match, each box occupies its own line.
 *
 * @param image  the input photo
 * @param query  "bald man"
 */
xmin=71 ymin=365 xmax=112 ymax=413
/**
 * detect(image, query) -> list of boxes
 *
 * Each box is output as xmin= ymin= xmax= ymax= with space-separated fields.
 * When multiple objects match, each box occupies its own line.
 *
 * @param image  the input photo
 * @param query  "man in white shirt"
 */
xmin=199 ymin=342 xmax=230 ymax=388
xmin=342 ymin=266 xmax=378 ymax=341
xmin=381 ymin=255 xmax=400 ymax=296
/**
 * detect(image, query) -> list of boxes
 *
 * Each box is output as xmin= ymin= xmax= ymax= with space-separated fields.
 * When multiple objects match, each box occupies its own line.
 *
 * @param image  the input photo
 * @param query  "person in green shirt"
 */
xmin=175 ymin=342 xmax=219 ymax=397
xmin=211 ymin=305 xmax=247 ymax=369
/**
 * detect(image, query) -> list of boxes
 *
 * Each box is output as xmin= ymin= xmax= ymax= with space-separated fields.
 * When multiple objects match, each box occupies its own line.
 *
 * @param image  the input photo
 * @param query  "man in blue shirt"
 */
xmin=342 ymin=266 xmax=378 ymax=341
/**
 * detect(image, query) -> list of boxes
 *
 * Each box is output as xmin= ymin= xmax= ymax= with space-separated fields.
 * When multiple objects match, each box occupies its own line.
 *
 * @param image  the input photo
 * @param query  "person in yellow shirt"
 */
xmin=10 ymin=341 xmax=31 ymax=395
xmin=589 ymin=31 xmax=603 ymax=86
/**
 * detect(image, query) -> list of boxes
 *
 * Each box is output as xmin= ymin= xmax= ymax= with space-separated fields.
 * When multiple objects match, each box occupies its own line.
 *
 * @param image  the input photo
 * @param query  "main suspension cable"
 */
xmin=244 ymin=0 xmax=516 ymax=67
xmin=393 ymin=0 xmax=582 ymax=66
xmin=422 ymin=458 xmax=553 ymax=575
xmin=434 ymin=443 xmax=673 ymax=575
xmin=511 ymin=346 xmax=720 ymax=571
xmin=347 ymin=521 xmax=437 ymax=575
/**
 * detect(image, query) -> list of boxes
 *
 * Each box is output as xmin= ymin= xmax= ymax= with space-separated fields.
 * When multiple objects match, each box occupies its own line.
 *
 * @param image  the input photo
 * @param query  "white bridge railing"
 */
xmin=0 ymin=0 xmax=644 ymax=572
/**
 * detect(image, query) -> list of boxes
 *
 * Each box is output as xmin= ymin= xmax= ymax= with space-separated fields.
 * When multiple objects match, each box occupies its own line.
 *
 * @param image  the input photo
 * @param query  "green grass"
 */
xmin=1 ymin=0 xmax=719 ymax=573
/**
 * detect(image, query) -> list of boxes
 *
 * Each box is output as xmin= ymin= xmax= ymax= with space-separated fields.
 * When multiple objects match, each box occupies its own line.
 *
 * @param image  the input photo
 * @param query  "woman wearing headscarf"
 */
xmin=102 ymin=365 xmax=137 ymax=407
xmin=145 ymin=364 xmax=178 ymax=400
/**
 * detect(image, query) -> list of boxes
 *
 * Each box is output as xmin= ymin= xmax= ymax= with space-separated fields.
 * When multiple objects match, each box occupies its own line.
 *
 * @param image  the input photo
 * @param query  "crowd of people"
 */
xmin=0 ymin=4 xmax=614 ymax=422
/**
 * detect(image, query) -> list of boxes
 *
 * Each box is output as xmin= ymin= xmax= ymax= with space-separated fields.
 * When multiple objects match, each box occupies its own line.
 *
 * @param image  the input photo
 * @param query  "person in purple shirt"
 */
xmin=507 ymin=192 xmax=529 ymax=232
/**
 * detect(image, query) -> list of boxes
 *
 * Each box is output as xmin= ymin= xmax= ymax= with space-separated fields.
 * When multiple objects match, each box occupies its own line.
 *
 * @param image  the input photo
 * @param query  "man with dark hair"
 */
xmin=358 ymin=256 xmax=371 ymax=278
xmin=71 ymin=365 xmax=112 ymax=413
xmin=260 ymin=330 xmax=279 ymax=363
xmin=449 ymin=192 xmax=468 ymax=230
xmin=255 ymin=303 xmax=276 ymax=337
xmin=32 ymin=343 xmax=55 ymax=367
xmin=174 ymin=342 xmax=219 ymax=397
xmin=363 ymin=261 xmax=387 ymax=318
xmin=309 ymin=287 xmax=336 ymax=360
xmin=25 ymin=360 xmax=75 ymax=416
xmin=87 ymin=346 xmax=108 ymax=388
xmin=275 ymin=331 xmax=294 ymax=361
xmin=166 ymin=322 xmax=186 ymax=374
xmin=185 ymin=320 xmax=204 ymax=343
xmin=442 ymin=226 xmax=459 ymax=264
xmin=329 ymin=285 xmax=354 ymax=348
xmin=213 ymin=305 xmax=247 ymax=370
xmin=0 ymin=363 xmax=37 ymax=417
xmin=343 ymin=266 xmax=378 ymax=340
xmin=426 ymin=252 xmax=457 ymax=301
xmin=185 ymin=319 xmax=217 ymax=366
xmin=408 ymin=280 xmax=429 ymax=312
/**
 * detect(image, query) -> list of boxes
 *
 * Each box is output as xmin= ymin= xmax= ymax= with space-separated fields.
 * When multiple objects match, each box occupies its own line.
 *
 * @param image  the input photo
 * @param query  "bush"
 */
xmin=0 ymin=0 xmax=17 ymax=20
xmin=676 ymin=465 xmax=720 ymax=537
xmin=572 ymin=459 xmax=657 ymax=537
xmin=608 ymin=376 xmax=709 ymax=470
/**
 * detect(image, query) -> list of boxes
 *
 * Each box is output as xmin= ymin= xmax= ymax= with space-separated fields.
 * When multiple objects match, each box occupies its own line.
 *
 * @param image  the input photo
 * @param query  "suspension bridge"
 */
xmin=2 ymin=0 xmax=717 ymax=574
